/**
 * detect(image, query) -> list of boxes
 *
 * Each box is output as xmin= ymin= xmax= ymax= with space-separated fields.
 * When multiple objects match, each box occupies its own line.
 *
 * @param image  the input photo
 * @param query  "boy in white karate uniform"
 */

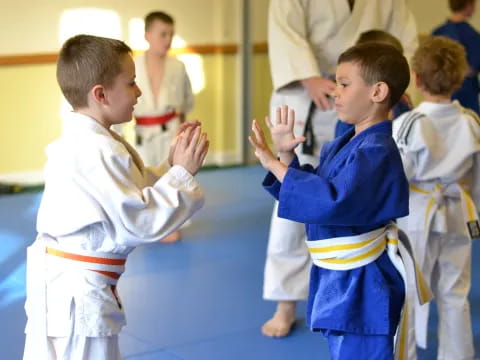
xmin=133 ymin=11 xmax=194 ymax=243
xmin=23 ymin=34 xmax=209 ymax=360
xmin=393 ymin=36 xmax=480 ymax=360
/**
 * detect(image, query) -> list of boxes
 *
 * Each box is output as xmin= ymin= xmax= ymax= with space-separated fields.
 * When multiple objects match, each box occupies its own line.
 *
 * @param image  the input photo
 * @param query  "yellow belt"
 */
xmin=410 ymin=182 xmax=479 ymax=239
xmin=408 ymin=182 xmax=478 ymax=348
xmin=306 ymin=222 xmax=432 ymax=360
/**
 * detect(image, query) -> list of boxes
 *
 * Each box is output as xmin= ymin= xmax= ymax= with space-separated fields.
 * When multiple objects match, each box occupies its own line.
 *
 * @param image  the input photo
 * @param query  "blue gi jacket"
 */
xmin=263 ymin=121 xmax=409 ymax=335
xmin=433 ymin=20 xmax=480 ymax=114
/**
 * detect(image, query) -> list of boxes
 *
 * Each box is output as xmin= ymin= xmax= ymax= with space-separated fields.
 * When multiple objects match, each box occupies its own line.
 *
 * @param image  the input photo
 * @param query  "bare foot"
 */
xmin=261 ymin=301 xmax=296 ymax=337
xmin=160 ymin=231 xmax=181 ymax=243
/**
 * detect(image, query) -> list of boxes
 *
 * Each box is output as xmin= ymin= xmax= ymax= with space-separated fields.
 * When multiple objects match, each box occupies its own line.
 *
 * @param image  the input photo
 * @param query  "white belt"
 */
xmin=306 ymin=222 xmax=432 ymax=360
xmin=25 ymin=235 xmax=127 ymax=357
xmin=409 ymin=182 xmax=479 ymax=348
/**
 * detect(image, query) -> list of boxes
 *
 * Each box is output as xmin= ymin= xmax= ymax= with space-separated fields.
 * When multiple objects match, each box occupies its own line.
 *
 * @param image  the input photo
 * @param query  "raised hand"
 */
xmin=249 ymin=119 xmax=277 ymax=171
xmin=171 ymin=125 xmax=209 ymax=175
xmin=168 ymin=120 xmax=201 ymax=166
xmin=268 ymin=105 xmax=305 ymax=154
xmin=249 ymin=119 xmax=288 ymax=181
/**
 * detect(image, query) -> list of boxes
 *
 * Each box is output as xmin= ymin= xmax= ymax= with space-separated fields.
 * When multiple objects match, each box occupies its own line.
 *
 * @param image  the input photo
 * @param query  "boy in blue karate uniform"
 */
xmin=432 ymin=0 xmax=480 ymax=114
xmin=249 ymin=43 xmax=430 ymax=360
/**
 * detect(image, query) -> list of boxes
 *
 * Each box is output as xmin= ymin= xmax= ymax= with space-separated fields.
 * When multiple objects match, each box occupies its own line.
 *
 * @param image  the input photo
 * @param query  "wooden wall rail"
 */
xmin=0 ymin=43 xmax=269 ymax=67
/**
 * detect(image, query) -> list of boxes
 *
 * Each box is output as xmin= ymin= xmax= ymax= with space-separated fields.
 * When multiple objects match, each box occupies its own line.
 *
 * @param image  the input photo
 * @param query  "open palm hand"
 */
xmin=267 ymin=105 xmax=305 ymax=153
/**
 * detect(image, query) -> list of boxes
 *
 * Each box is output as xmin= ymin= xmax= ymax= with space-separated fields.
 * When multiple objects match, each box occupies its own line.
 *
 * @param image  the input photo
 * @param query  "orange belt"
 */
xmin=136 ymin=111 xmax=177 ymax=126
xmin=46 ymin=247 xmax=126 ymax=280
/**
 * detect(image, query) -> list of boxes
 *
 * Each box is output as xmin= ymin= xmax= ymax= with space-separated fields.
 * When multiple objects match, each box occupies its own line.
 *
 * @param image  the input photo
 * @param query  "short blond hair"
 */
xmin=56 ymin=34 xmax=132 ymax=108
xmin=411 ymin=36 xmax=467 ymax=96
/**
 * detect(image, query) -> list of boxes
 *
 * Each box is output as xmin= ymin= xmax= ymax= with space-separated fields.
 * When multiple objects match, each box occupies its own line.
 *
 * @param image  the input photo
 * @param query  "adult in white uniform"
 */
xmin=263 ymin=0 xmax=418 ymax=337
xmin=23 ymin=34 xmax=209 ymax=360
xmin=393 ymin=36 xmax=479 ymax=360
xmin=133 ymin=11 xmax=194 ymax=242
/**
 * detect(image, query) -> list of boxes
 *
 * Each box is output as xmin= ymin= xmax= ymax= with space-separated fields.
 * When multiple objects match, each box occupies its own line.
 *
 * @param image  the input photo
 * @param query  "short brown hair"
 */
xmin=356 ymin=30 xmax=404 ymax=54
xmin=56 ymin=34 xmax=132 ymax=108
xmin=338 ymin=43 xmax=410 ymax=108
xmin=449 ymin=0 xmax=474 ymax=12
xmin=411 ymin=36 xmax=467 ymax=96
xmin=145 ymin=11 xmax=174 ymax=32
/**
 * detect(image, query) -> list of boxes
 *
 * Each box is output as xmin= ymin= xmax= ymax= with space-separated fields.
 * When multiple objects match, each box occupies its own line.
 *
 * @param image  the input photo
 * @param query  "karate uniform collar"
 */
xmin=326 ymin=120 xmax=392 ymax=166
xmin=63 ymin=111 xmax=114 ymax=138
xmin=350 ymin=120 xmax=392 ymax=145
xmin=339 ymin=119 xmax=392 ymax=146
xmin=415 ymin=100 xmax=461 ymax=118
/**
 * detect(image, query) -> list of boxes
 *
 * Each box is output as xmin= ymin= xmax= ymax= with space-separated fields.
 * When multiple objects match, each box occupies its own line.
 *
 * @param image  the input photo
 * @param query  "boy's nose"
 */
xmin=136 ymin=84 xmax=142 ymax=97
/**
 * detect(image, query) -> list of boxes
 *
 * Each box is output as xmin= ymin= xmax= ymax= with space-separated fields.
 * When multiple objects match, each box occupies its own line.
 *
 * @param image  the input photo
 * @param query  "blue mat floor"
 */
xmin=0 ymin=165 xmax=478 ymax=359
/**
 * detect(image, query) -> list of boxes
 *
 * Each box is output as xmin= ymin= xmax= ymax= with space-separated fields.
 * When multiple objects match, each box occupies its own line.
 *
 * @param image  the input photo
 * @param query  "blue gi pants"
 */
xmin=325 ymin=330 xmax=394 ymax=360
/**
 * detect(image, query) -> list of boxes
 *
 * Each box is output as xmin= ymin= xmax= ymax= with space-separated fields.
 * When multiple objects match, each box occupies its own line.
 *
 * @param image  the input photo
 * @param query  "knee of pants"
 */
xmin=436 ymin=291 xmax=470 ymax=310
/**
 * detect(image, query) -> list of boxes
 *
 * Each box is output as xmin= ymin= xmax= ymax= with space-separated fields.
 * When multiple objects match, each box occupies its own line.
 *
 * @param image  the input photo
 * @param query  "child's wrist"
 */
xmin=277 ymin=150 xmax=294 ymax=156
xmin=278 ymin=151 xmax=295 ymax=165
xmin=265 ymin=157 xmax=280 ymax=172
xmin=268 ymin=159 xmax=288 ymax=182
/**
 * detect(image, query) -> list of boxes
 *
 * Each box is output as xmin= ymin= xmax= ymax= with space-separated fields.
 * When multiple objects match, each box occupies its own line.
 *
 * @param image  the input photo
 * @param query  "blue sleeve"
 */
xmin=463 ymin=25 xmax=480 ymax=70
xmin=277 ymin=143 xmax=409 ymax=225
xmin=262 ymin=156 xmax=315 ymax=199
xmin=433 ymin=22 xmax=480 ymax=70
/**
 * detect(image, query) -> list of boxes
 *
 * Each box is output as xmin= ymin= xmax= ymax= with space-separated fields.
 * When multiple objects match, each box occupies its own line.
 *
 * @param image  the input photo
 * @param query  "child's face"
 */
xmin=145 ymin=20 xmax=174 ymax=56
xmin=104 ymin=55 xmax=142 ymax=126
xmin=333 ymin=61 xmax=376 ymax=124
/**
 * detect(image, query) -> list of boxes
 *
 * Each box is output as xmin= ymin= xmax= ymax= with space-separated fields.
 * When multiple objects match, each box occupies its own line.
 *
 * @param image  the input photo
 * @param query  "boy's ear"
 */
xmin=371 ymin=81 xmax=389 ymax=104
xmin=91 ymin=85 xmax=107 ymax=105
xmin=144 ymin=31 xmax=152 ymax=44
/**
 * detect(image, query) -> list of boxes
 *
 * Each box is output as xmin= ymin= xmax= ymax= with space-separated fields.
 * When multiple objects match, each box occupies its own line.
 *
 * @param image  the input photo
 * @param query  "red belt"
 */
xmin=136 ymin=111 xmax=177 ymax=126
xmin=46 ymin=247 xmax=126 ymax=280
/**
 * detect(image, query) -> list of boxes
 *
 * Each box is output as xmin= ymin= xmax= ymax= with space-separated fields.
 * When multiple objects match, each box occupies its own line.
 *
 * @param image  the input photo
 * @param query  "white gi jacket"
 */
xmin=393 ymin=101 xmax=480 ymax=236
xmin=134 ymin=54 xmax=193 ymax=118
xmin=132 ymin=54 xmax=194 ymax=166
xmin=26 ymin=112 xmax=204 ymax=339
xmin=393 ymin=101 xmax=480 ymax=355
xmin=269 ymin=0 xmax=418 ymax=92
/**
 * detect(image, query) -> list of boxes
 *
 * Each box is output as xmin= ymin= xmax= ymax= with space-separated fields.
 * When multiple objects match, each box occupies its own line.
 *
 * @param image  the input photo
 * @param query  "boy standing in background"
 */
xmin=394 ymin=35 xmax=480 ymax=360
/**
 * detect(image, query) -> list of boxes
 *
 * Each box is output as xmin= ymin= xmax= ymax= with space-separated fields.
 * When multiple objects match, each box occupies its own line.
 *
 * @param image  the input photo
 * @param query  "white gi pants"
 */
xmin=406 ymin=231 xmax=474 ymax=360
xmin=263 ymin=86 xmax=337 ymax=300
xmin=135 ymin=118 xmax=180 ymax=167
xmin=24 ymin=316 xmax=121 ymax=360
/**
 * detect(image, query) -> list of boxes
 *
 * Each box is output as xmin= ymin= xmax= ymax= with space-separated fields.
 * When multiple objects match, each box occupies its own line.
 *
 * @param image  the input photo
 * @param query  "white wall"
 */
xmin=7 ymin=0 xmax=480 ymax=56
